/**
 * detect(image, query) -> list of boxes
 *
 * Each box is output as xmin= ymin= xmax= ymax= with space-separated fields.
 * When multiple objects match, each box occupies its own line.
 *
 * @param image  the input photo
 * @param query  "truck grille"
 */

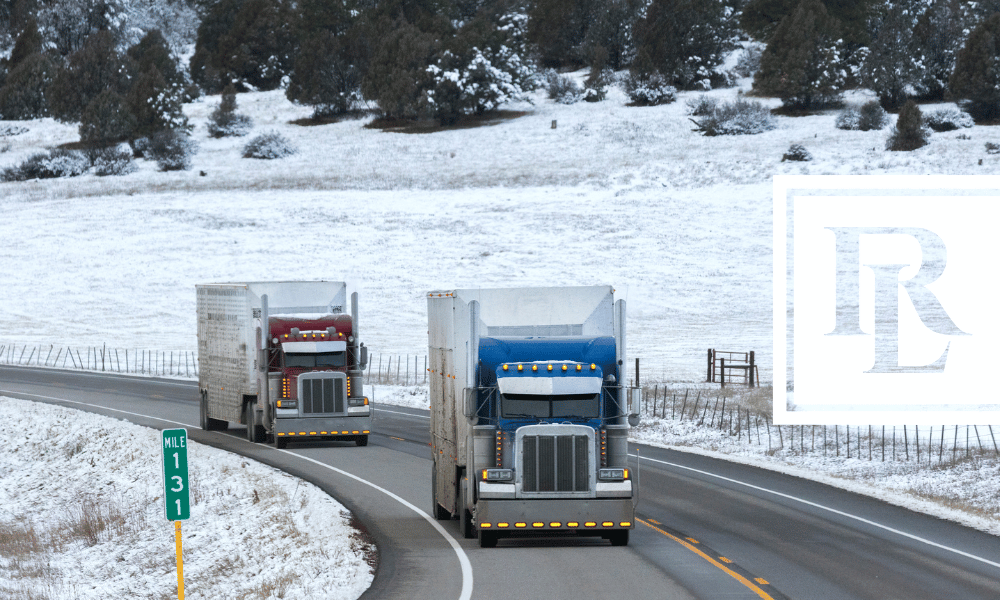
xmin=301 ymin=378 xmax=344 ymax=414
xmin=521 ymin=434 xmax=589 ymax=492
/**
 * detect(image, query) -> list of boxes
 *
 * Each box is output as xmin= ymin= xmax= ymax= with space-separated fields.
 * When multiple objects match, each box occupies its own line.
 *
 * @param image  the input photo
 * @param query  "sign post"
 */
xmin=161 ymin=428 xmax=189 ymax=600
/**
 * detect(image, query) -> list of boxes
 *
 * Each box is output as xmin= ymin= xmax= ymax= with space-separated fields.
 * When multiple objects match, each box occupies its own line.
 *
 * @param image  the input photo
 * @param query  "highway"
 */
xmin=3 ymin=364 xmax=1000 ymax=600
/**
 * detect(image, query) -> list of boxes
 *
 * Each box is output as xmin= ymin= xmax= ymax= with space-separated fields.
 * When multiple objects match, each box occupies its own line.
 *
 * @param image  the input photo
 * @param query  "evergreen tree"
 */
xmin=742 ymin=0 xmax=872 ymax=50
xmin=285 ymin=0 xmax=364 ymax=117
xmin=208 ymin=83 xmax=253 ymax=135
xmin=527 ymin=0 xmax=593 ymax=68
xmin=753 ymin=0 xmax=846 ymax=109
xmin=128 ymin=29 xmax=185 ymax=91
xmin=886 ymin=99 xmax=928 ymax=150
xmin=126 ymin=66 xmax=188 ymax=138
xmin=950 ymin=12 xmax=1000 ymax=122
xmin=860 ymin=0 xmax=921 ymax=110
xmin=361 ymin=18 xmax=440 ymax=119
xmin=7 ymin=15 xmax=42 ymax=71
xmin=79 ymin=89 xmax=136 ymax=145
xmin=190 ymin=0 xmax=296 ymax=93
xmin=0 ymin=51 xmax=58 ymax=119
xmin=583 ymin=0 xmax=643 ymax=69
xmin=631 ymin=0 xmax=736 ymax=90
xmin=48 ymin=30 xmax=135 ymax=123
xmin=912 ymin=0 xmax=967 ymax=100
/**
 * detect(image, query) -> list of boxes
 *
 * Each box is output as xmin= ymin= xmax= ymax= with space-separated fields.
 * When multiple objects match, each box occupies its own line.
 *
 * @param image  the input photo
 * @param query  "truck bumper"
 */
xmin=475 ymin=498 xmax=634 ymax=536
xmin=273 ymin=415 xmax=372 ymax=441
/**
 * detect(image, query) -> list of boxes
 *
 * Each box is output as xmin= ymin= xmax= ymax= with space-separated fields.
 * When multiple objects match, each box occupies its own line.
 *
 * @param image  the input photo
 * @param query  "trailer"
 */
xmin=428 ymin=286 xmax=641 ymax=547
xmin=197 ymin=281 xmax=371 ymax=448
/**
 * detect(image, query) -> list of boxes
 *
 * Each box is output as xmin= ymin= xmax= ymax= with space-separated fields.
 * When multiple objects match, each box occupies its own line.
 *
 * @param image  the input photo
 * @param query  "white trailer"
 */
xmin=197 ymin=281 xmax=372 ymax=448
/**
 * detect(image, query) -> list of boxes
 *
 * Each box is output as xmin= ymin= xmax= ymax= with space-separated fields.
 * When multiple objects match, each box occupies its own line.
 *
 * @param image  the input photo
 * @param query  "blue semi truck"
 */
xmin=427 ymin=286 xmax=641 ymax=547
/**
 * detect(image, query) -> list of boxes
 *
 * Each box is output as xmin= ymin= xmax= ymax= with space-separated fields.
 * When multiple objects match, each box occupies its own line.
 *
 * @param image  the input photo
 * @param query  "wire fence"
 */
xmin=0 ymin=343 xmax=198 ymax=377
xmin=6 ymin=343 xmax=995 ymax=465
xmin=642 ymin=385 xmax=1000 ymax=465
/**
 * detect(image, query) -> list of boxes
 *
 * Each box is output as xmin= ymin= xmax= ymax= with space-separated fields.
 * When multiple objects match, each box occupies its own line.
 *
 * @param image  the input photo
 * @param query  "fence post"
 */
xmin=717 ymin=396 xmax=726 ymax=429
xmin=679 ymin=390 xmax=688 ymax=421
xmin=690 ymin=391 xmax=700 ymax=421
xmin=720 ymin=357 xmax=725 ymax=388
xmin=706 ymin=349 xmax=713 ymax=382
xmin=990 ymin=426 xmax=998 ymax=457
xmin=915 ymin=426 xmax=919 ymax=463
xmin=749 ymin=351 xmax=755 ymax=388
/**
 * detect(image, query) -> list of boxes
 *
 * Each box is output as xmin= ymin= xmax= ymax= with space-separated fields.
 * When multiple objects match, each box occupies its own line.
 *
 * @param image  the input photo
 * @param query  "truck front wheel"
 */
xmin=355 ymin=435 xmax=369 ymax=447
xmin=609 ymin=530 xmax=629 ymax=547
xmin=245 ymin=403 xmax=265 ymax=443
xmin=478 ymin=529 xmax=497 ymax=548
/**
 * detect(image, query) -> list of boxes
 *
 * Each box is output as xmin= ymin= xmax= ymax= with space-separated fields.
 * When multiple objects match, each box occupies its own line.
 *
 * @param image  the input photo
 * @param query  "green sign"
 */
xmin=161 ymin=429 xmax=190 ymax=521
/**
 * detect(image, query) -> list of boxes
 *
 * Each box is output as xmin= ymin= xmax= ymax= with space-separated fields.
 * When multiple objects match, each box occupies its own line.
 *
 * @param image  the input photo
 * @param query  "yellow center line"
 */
xmin=637 ymin=518 xmax=775 ymax=600
xmin=391 ymin=436 xmax=405 ymax=441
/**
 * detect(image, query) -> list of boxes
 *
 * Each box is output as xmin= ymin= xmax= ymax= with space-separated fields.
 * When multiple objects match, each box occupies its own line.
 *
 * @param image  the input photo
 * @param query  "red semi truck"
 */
xmin=196 ymin=281 xmax=372 ymax=448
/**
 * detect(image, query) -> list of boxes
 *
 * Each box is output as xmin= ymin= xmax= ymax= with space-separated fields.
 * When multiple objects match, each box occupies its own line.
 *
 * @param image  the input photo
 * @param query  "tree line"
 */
xmin=2 ymin=0 xmax=1000 ymax=147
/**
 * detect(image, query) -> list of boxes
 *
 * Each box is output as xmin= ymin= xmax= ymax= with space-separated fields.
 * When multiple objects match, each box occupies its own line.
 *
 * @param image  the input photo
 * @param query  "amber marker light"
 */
xmin=498 ymin=523 xmax=509 ymax=528
xmin=480 ymin=523 xmax=492 ymax=528
xmin=515 ymin=523 xmax=527 ymax=528
xmin=532 ymin=365 xmax=537 ymax=371
xmin=591 ymin=363 xmax=597 ymax=370
xmin=620 ymin=522 xmax=632 ymax=527
xmin=567 ymin=521 xmax=579 ymax=527
xmin=584 ymin=522 xmax=597 ymax=527
xmin=547 ymin=364 xmax=553 ymax=371
xmin=576 ymin=364 xmax=582 ymax=371
xmin=517 ymin=364 xmax=523 ymax=371
xmin=549 ymin=522 xmax=562 ymax=528
xmin=562 ymin=365 xmax=568 ymax=371
xmin=532 ymin=522 xmax=544 ymax=528
xmin=502 ymin=364 xmax=509 ymax=371
xmin=603 ymin=522 xmax=614 ymax=527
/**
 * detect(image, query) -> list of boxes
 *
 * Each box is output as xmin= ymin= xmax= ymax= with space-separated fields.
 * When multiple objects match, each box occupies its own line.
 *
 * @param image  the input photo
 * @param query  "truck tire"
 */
xmin=355 ymin=435 xmax=369 ymax=447
xmin=431 ymin=465 xmax=451 ymax=520
xmin=609 ymin=530 xmax=629 ymax=547
xmin=478 ymin=529 xmax=497 ymax=548
xmin=245 ymin=403 xmax=264 ymax=443
xmin=459 ymin=477 xmax=474 ymax=539
xmin=201 ymin=391 xmax=228 ymax=431
xmin=274 ymin=435 xmax=288 ymax=450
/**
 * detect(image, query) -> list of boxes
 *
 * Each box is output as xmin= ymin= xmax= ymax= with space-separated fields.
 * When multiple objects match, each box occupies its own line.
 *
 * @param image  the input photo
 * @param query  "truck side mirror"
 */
xmin=627 ymin=387 xmax=642 ymax=427
xmin=359 ymin=344 xmax=368 ymax=369
xmin=463 ymin=388 xmax=477 ymax=422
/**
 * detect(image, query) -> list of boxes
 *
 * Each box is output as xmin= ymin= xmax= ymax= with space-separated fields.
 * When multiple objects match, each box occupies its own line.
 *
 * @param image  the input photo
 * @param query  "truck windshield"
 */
xmin=501 ymin=393 xmax=600 ymax=419
xmin=285 ymin=352 xmax=346 ymax=368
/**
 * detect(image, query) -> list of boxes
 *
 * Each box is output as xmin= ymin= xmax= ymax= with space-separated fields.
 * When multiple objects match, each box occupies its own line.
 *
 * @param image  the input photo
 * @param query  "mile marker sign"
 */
xmin=161 ymin=429 xmax=190 ymax=521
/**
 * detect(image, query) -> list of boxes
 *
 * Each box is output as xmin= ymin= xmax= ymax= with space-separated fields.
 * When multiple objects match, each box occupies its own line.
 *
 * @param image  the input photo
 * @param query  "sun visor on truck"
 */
xmin=496 ymin=372 xmax=603 ymax=395
xmin=281 ymin=341 xmax=347 ymax=353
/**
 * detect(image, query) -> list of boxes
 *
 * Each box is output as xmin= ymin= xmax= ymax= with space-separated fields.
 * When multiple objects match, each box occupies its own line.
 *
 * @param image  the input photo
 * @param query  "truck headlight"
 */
xmin=481 ymin=468 xmax=514 ymax=482
xmin=276 ymin=400 xmax=297 ymax=409
xmin=348 ymin=397 xmax=368 ymax=407
xmin=598 ymin=468 xmax=628 ymax=481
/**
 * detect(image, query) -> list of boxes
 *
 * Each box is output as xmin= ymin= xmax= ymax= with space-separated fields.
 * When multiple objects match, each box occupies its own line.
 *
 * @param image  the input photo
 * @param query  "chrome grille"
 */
xmin=521 ymin=434 xmax=589 ymax=492
xmin=301 ymin=378 xmax=344 ymax=414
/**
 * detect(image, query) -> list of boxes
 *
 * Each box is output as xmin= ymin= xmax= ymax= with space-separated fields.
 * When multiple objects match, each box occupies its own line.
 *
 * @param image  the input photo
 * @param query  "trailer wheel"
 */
xmin=431 ymin=465 xmax=451 ymax=520
xmin=478 ymin=529 xmax=497 ymax=548
xmin=355 ymin=435 xmax=369 ymax=447
xmin=245 ymin=403 xmax=265 ymax=443
xmin=201 ymin=391 xmax=228 ymax=431
xmin=609 ymin=530 xmax=629 ymax=547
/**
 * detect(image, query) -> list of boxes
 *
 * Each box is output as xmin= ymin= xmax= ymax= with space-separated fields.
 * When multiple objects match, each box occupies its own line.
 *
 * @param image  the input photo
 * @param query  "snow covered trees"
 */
xmin=631 ymin=0 xmax=737 ymax=90
xmin=753 ymin=0 xmax=846 ymax=110
xmin=950 ymin=13 xmax=1000 ymax=122
xmin=858 ymin=0 xmax=921 ymax=110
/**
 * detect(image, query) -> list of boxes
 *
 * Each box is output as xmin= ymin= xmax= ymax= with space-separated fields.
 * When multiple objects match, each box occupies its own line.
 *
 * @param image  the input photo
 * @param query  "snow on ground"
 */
xmin=0 ymin=396 xmax=374 ymax=600
xmin=1 ymin=76 xmax=994 ymax=383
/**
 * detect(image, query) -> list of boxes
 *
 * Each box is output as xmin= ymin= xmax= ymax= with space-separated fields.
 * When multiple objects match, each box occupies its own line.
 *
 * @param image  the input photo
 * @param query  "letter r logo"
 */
xmin=826 ymin=227 xmax=967 ymax=373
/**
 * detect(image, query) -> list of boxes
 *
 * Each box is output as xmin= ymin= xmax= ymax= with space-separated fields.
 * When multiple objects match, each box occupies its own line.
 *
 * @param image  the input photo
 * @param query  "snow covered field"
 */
xmin=2 ymin=76 xmax=994 ymax=383
xmin=0 ymin=396 xmax=375 ymax=600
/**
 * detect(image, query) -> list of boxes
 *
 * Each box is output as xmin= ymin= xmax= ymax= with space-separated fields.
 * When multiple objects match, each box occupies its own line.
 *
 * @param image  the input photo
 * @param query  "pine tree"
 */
xmin=8 ymin=15 xmax=42 ymax=72
xmin=527 ymin=0 xmax=593 ymax=68
xmin=912 ymin=0 xmax=967 ymax=100
xmin=286 ymin=31 xmax=363 ymax=118
xmin=753 ymin=0 xmax=846 ymax=109
xmin=0 ymin=52 xmax=58 ymax=119
xmin=48 ymin=30 xmax=135 ymax=123
xmin=79 ymin=89 xmax=136 ymax=145
xmin=950 ymin=13 xmax=1000 ymax=122
xmin=860 ymin=0 xmax=921 ymax=110
xmin=361 ymin=18 xmax=439 ymax=119
xmin=631 ymin=0 xmax=736 ymax=90
xmin=742 ymin=0 xmax=872 ymax=49
xmin=126 ymin=66 xmax=188 ymax=138
xmin=208 ymin=83 xmax=253 ymax=135
xmin=128 ymin=29 xmax=184 ymax=90
xmin=886 ymin=99 xmax=928 ymax=150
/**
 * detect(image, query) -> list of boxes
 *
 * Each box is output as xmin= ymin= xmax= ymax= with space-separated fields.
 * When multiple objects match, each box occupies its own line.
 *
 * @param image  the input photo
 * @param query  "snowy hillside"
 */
xmin=1 ymin=78 xmax=990 ymax=383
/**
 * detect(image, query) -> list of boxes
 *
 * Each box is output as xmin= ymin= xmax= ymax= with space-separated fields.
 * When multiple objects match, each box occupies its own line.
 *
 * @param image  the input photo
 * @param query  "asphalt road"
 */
xmin=3 ymin=365 xmax=999 ymax=600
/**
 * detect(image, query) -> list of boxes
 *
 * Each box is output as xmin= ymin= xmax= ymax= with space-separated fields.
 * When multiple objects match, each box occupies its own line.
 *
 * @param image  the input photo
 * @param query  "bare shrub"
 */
xmin=923 ymin=108 xmax=974 ymax=132
xmin=691 ymin=98 xmax=776 ymax=135
xmin=544 ymin=70 xmax=582 ymax=104
xmin=242 ymin=131 xmax=297 ymax=159
xmin=622 ymin=72 xmax=676 ymax=106
xmin=685 ymin=94 xmax=718 ymax=116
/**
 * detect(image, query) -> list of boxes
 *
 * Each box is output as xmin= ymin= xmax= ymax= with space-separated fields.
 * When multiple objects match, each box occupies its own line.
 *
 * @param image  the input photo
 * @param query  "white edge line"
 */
xmin=374 ymin=406 xmax=431 ymax=419
xmin=632 ymin=452 xmax=1000 ymax=570
xmin=3 ymin=390 xmax=473 ymax=600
